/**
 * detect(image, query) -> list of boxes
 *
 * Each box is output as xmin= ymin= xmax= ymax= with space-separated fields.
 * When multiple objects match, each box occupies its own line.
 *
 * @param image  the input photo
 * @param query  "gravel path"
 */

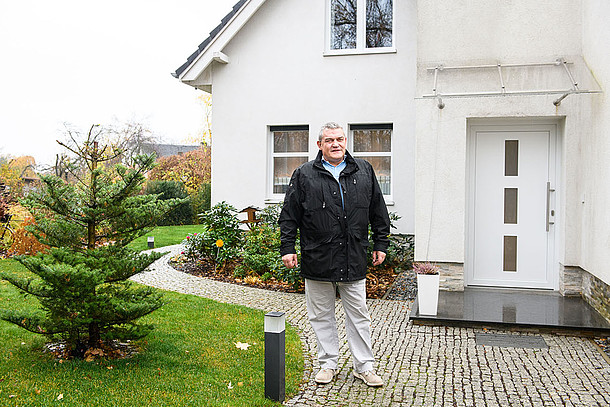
xmin=132 ymin=245 xmax=610 ymax=406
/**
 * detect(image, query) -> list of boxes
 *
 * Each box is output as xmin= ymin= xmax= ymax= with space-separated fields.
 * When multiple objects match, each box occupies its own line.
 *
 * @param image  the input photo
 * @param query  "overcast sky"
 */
xmin=0 ymin=0 xmax=236 ymax=166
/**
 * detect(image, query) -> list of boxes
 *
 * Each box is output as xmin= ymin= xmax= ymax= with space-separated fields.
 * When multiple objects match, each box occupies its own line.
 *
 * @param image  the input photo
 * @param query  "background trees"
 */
xmin=148 ymin=146 xmax=211 ymax=221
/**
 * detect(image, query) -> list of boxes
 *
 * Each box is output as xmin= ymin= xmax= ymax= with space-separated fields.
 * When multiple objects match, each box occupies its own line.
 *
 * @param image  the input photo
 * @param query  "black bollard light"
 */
xmin=264 ymin=311 xmax=285 ymax=402
xmin=147 ymin=236 xmax=154 ymax=249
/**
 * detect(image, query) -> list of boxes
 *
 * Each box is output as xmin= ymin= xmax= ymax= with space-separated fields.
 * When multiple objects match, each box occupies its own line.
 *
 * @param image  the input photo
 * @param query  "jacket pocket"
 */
xmin=301 ymin=237 xmax=334 ymax=278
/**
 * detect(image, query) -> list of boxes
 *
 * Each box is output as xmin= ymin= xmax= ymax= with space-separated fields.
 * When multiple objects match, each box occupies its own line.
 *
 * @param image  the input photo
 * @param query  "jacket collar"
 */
xmin=313 ymin=150 xmax=359 ymax=175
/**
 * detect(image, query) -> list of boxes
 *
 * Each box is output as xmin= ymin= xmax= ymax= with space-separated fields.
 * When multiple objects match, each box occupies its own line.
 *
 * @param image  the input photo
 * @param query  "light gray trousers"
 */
xmin=305 ymin=278 xmax=375 ymax=373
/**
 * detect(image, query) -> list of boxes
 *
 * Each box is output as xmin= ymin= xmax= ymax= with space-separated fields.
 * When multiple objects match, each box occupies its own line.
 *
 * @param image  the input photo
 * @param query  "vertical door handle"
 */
xmin=546 ymin=182 xmax=555 ymax=232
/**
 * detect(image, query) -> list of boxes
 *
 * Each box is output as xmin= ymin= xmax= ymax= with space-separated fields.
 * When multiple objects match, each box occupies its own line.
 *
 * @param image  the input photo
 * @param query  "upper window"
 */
xmin=269 ymin=126 xmax=309 ymax=195
xmin=329 ymin=0 xmax=394 ymax=53
xmin=350 ymin=124 xmax=392 ymax=196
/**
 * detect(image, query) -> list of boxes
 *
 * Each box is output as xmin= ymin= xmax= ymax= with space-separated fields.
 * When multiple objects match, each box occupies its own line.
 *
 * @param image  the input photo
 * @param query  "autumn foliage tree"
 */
xmin=148 ymin=146 xmax=211 ymax=218
xmin=0 ymin=125 xmax=183 ymax=357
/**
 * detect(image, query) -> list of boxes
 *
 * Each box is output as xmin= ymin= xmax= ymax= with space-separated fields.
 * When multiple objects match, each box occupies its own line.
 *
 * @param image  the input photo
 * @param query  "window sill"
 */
xmin=323 ymin=47 xmax=397 ymax=57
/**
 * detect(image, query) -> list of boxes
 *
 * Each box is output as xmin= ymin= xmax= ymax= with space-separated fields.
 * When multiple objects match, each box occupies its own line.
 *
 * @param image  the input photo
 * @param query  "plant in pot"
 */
xmin=413 ymin=262 xmax=440 ymax=315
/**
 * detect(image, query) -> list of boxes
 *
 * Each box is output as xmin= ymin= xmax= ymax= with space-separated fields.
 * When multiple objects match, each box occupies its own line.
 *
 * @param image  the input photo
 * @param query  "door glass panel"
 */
xmin=504 ymin=188 xmax=518 ymax=224
xmin=505 ymin=140 xmax=519 ymax=176
xmin=503 ymin=235 xmax=517 ymax=272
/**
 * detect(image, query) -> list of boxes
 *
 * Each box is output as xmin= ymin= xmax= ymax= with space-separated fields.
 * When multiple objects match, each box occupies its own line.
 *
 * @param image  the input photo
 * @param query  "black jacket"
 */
xmin=279 ymin=150 xmax=391 ymax=282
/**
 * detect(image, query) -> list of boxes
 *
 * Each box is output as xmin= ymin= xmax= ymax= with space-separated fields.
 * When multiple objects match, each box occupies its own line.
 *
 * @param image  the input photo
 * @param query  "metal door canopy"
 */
xmin=419 ymin=56 xmax=602 ymax=106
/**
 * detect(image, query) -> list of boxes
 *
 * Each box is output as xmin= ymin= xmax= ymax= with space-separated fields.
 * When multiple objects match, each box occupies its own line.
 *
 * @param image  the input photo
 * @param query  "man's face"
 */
xmin=317 ymin=127 xmax=347 ymax=165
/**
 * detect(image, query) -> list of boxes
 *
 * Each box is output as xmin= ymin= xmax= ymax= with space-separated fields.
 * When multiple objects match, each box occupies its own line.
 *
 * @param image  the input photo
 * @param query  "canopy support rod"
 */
xmin=559 ymin=58 xmax=579 ymax=91
xmin=553 ymin=92 xmax=570 ymax=106
xmin=497 ymin=64 xmax=506 ymax=94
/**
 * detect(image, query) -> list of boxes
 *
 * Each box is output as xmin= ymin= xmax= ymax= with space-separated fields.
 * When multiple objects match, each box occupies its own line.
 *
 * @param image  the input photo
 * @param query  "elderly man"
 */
xmin=279 ymin=122 xmax=390 ymax=387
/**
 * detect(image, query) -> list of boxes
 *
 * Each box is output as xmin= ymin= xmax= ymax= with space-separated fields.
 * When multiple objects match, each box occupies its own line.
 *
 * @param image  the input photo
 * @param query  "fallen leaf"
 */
xmin=57 ymin=393 xmax=64 ymax=400
xmin=237 ymin=382 xmax=243 ymax=386
xmin=35 ymin=389 xmax=41 ymax=395
xmin=234 ymin=342 xmax=251 ymax=350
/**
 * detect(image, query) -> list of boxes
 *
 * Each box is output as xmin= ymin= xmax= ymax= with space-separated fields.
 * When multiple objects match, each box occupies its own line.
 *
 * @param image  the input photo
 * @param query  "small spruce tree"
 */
xmin=0 ymin=125 xmax=183 ymax=357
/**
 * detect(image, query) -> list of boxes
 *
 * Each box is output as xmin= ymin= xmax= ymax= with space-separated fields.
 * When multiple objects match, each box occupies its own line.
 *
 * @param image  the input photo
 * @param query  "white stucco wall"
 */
xmin=414 ymin=0 xmax=609 ymax=287
xmin=580 ymin=0 xmax=610 ymax=284
xmin=207 ymin=0 xmax=417 ymax=233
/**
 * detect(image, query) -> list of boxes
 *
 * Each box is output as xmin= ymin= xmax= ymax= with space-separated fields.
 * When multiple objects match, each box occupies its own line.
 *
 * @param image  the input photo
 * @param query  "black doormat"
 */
xmin=475 ymin=333 xmax=549 ymax=349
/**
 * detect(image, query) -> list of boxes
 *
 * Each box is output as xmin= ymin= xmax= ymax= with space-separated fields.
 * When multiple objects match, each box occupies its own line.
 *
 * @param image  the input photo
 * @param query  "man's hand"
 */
xmin=372 ymin=251 xmax=386 ymax=266
xmin=282 ymin=253 xmax=298 ymax=269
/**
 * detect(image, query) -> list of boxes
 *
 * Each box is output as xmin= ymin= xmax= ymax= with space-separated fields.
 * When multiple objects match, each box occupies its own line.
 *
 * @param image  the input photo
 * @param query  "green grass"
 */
xmin=128 ymin=225 xmax=204 ymax=251
xmin=0 ymin=259 xmax=304 ymax=406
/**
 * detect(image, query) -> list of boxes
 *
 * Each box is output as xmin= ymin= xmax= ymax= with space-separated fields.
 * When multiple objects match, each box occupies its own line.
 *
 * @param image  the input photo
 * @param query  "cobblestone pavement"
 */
xmin=133 ymin=246 xmax=610 ymax=406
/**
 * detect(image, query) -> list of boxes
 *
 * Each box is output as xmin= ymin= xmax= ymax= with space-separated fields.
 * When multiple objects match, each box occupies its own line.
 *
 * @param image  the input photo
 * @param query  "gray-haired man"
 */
xmin=279 ymin=122 xmax=390 ymax=386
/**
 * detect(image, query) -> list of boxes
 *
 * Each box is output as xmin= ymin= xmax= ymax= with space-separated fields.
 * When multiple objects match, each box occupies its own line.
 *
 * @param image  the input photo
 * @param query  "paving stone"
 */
xmin=132 ymin=245 xmax=610 ymax=406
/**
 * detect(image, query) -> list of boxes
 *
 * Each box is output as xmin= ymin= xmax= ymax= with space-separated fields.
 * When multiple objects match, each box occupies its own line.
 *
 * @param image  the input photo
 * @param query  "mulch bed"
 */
xmin=171 ymin=258 xmax=408 ymax=300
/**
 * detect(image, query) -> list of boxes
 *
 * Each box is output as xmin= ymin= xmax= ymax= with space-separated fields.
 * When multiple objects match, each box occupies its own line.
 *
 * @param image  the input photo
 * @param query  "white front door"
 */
xmin=468 ymin=124 xmax=557 ymax=289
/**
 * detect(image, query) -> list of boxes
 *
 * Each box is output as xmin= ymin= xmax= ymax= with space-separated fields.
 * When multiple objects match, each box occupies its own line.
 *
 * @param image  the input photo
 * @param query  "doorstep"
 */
xmin=410 ymin=287 xmax=610 ymax=335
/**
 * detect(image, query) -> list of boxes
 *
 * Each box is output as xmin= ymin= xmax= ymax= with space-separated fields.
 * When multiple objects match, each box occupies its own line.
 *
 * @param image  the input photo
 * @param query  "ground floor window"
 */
xmin=350 ymin=123 xmax=392 ymax=195
xmin=269 ymin=125 xmax=309 ymax=195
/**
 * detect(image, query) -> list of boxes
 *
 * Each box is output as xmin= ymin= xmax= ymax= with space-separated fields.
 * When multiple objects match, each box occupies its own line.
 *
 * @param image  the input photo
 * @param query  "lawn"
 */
xmin=0 ymin=259 xmax=304 ymax=406
xmin=127 ymin=224 xmax=204 ymax=251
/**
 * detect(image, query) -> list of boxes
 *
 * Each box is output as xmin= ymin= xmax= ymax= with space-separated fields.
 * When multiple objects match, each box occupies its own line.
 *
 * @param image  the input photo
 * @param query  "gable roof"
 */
xmin=172 ymin=0 xmax=268 ymax=89
xmin=172 ymin=0 xmax=248 ymax=79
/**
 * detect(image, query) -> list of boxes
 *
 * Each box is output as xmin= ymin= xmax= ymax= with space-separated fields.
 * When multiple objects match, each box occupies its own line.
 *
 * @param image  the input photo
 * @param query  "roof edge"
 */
xmin=172 ymin=0 xmax=248 ymax=79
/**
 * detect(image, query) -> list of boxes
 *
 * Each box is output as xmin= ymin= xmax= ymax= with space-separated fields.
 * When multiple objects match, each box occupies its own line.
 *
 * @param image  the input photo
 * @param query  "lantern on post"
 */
xmin=264 ymin=311 xmax=285 ymax=402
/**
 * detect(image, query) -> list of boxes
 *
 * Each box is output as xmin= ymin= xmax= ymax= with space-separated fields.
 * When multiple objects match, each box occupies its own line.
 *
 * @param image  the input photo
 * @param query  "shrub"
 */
xmin=258 ymin=202 xmax=282 ymax=226
xmin=8 ymin=216 xmax=49 ymax=256
xmin=235 ymin=222 xmax=302 ymax=290
xmin=235 ymin=223 xmax=280 ymax=276
xmin=191 ymin=182 xmax=211 ymax=223
xmin=144 ymin=180 xmax=193 ymax=225
xmin=367 ymin=212 xmax=414 ymax=271
xmin=183 ymin=202 xmax=242 ymax=266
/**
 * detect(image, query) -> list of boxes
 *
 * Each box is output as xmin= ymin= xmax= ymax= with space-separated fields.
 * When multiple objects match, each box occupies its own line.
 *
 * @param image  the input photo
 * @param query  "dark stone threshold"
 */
xmin=410 ymin=287 xmax=610 ymax=336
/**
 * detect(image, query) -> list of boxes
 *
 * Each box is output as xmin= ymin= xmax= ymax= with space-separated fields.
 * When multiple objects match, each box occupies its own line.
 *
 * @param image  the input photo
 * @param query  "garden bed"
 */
xmin=171 ymin=258 xmax=405 ymax=299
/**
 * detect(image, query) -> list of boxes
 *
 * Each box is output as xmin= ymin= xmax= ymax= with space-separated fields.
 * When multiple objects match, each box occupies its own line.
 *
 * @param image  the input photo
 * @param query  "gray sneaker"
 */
xmin=315 ymin=368 xmax=335 ymax=384
xmin=353 ymin=370 xmax=383 ymax=387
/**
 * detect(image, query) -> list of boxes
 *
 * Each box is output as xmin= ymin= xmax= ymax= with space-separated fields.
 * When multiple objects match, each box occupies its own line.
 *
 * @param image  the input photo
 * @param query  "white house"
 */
xmin=174 ymin=0 xmax=609 ymax=322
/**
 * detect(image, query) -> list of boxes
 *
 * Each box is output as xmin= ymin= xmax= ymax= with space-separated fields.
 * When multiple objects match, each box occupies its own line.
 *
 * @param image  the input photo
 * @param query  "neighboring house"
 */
xmin=141 ymin=143 xmax=200 ymax=158
xmin=8 ymin=156 xmax=40 ymax=193
xmin=174 ymin=0 xmax=610 ymax=321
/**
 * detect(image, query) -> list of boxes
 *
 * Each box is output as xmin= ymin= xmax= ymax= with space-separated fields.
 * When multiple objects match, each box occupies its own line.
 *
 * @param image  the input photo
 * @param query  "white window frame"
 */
xmin=349 ymin=123 xmax=393 ymax=200
xmin=266 ymin=125 xmax=310 ymax=202
xmin=324 ymin=0 xmax=396 ymax=56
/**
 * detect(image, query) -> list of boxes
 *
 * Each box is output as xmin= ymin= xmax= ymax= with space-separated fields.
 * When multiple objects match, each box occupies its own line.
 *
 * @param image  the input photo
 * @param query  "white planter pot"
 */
xmin=417 ymin=274 xmax=440 ymax=315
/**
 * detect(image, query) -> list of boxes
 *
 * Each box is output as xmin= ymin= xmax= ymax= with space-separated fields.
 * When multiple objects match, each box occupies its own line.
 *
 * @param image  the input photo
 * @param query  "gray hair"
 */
xmin=319 ymin=122 xmax=344 ymax=141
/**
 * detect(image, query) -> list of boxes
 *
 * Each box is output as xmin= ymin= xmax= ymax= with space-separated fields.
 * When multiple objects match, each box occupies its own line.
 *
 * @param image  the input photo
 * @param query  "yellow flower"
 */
xmin=216 ymin=239 xmax=224 ymax=248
